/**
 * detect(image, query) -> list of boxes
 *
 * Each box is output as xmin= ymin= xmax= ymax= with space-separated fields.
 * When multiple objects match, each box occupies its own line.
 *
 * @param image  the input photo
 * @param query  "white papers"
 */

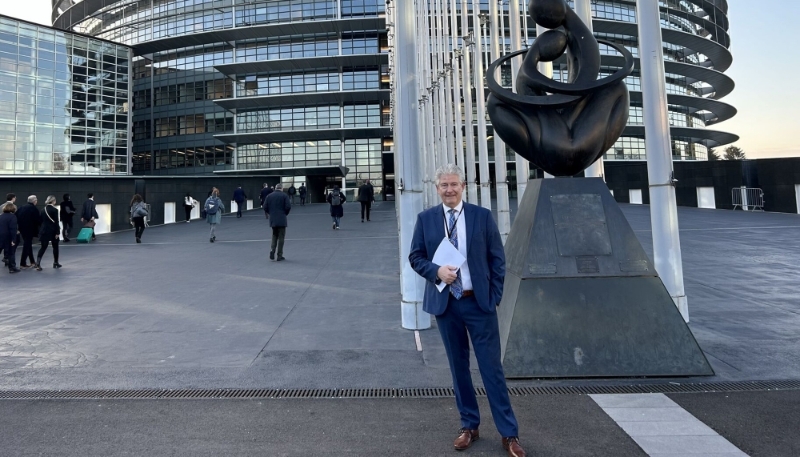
xmin=432 ymin=237 xmax=466 ymax=292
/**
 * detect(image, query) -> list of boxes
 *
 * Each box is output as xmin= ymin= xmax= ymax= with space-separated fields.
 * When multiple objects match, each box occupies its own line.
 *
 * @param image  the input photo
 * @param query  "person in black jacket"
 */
xmin=357 ymin=179 xmax=375 ymax=222
xmin=0 ymin=193 xmax=16 ymax=266
xmin=81 ymin=193 xmax=99 ymax=241
xmin=326 ymin=186 xmax=346 ymax=230
xmin=232 ymin=186 xmax=247 ymax=218
xmin=36 ymin=195 xmax=61 ymax=270
xmin=259 ymin=183 xmax=273 ymax=219
xmin=16 ymin=195 xmax=41 ymax=269
xmin=0 ymin=203 xmax=20 ymax=273
xmin=60 ymin=194 xmax=76 ymax=242
xmin=263 ymin=183 xmax=291 ymax=261
xmin=298 ymin=183 xmax=307 ymax=206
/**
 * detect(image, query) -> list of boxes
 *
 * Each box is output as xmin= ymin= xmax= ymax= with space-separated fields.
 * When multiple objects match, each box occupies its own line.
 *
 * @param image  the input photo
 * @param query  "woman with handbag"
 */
xmin=59 ymin=194 xmax=76 ymax=242
xmin=130 ymin=194 xmax=148 ymax=244
xmin=36 ymin=195 xmax=61 ymax=270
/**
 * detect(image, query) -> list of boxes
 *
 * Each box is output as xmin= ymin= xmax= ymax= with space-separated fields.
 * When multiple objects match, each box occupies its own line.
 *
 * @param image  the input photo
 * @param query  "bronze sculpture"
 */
xmin=486 ymin=0 xmax=635 ymax=176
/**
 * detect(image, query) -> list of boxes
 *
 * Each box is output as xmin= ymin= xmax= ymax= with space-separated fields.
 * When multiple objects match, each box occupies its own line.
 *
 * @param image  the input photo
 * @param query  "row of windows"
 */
xmin=132 ymin=145 xmax=234 ymax=172
xmin=236 ymin=104 xmax=383 ymax=133
xmin=235 ymin=34 xmax=381 ymax=61
xmin=133 ymin=78 xmax=232 ymax=107
xmin=604 ymin=136 xmax=708 ymax=161
xmin=237 ymin=69 xmax=382 ymax=96
xmin=137 ymin=113 xmax=235 ymax=138
xmin=0 ymin=17 xmax=127 ymax=56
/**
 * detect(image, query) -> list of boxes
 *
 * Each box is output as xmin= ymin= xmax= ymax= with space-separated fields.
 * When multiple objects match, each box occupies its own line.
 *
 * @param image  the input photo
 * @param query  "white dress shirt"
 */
xmin=442 ymin=201 xmax=472 ymax=291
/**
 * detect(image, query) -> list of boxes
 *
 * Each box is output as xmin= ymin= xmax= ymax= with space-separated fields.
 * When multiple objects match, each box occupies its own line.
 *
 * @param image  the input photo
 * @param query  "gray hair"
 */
xmin=27 ymin=195 xmax=37 ymax=203
xmin=275 ymin=183 xmax=283 ymax=190
xmin=434 ymin=164 xmax=466 ymax=186
xmin=44 ymin=195 xmax=56 ymax=205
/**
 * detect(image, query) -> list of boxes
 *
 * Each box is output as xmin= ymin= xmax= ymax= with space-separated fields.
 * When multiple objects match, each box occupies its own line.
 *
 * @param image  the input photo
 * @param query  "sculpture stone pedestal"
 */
xmin=498 ymin=178 xmax=713 ymax=378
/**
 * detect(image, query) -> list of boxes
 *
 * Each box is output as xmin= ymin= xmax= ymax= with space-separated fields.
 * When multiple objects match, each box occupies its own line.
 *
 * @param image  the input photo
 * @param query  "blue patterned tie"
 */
xmin=448 ymin=209 xmax=463 ymax=299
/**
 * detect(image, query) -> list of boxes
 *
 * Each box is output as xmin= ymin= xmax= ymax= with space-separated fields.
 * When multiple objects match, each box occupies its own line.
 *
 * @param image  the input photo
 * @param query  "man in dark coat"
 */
xmin=233 ymin=186 xmax=247 ymax=218
xmin=16 ymin=195 xmax=41 ymax=268
xmin=298 ymin=183 xmax=307 ymax=205
xmin=263 ymin=183 xmax=291 ymax=261
xmin=287 ymin=184 xmax=297 ymax=204
xmin=0 ymin=202 xmax=19 ymax=273
xmin=357 ymin=179 xmax=375 ymax=222
xmin=81 ymin=193 xmax=100 ymax=241
xmin=259 ymin=183 xmax=273 ymax=219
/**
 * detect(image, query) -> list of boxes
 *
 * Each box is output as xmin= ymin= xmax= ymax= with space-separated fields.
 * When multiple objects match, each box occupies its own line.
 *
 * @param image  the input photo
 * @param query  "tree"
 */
xmin=707 ymin=148 xmax=720 ymax=161
xmin=723 ymin=145 xmax=746 ymax=160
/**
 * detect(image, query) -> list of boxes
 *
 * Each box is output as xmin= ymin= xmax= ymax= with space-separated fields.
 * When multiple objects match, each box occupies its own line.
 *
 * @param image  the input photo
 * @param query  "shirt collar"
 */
xmin=442 ymin=200 xmax=464 ymax=214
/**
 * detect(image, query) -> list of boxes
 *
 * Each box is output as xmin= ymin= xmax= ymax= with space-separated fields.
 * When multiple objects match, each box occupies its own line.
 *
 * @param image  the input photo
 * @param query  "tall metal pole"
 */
xmin=510 ymin=0 xmax=529 ymax=201
xmin=450 ymin=0 xmax=466 ymax=171
xmin=474 ymin=7 xmax=492 ymax=209
xmin=575 ymin=0 xmax=604 ymax=179
xmin=636 ymin=0 xmax=688 ymax=322
xmin=396 ymin=0 xmax=430 ymax=330
xmin=462 ymin=0 xmax=478 ymax=204
xmin=489 ymin=0 xmax=510 ymax=241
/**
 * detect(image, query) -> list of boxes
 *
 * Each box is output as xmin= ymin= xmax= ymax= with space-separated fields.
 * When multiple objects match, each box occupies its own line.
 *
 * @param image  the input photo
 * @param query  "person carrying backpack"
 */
xmin=204 ymin=187 xmax=225 ymax=242
xmin=326 ymin=185 xmax=346 ymax=230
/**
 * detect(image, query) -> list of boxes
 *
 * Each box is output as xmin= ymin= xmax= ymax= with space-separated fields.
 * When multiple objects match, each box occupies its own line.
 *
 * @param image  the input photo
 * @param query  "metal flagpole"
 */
xmin=394 ymin=0 xmax=429 ymax=330
xmin=636 ymin=0 xmax=688 ymax=321
xmin=509 ymin=0 xmax=529 ymax=203
xmin=450 ymin=0 xmax=466 ymax=172
xmin=575 ymin=0 xmax=604 ymax=179
xmin=422 ymin=0 xmax=437 ymax=207
xmin=473 ymin=4 xmax=492 ymax=209
xmin=489 ymin=0 xmax=510 ymax=241
xmin=461 ymin=0 xmax=478 ymax=204
xmin=441 ymin=0 xmax=456 ymax=164
xmin=417 ymin=4 xmax=431 ymax=209
xmin=435 ymin=0 xmax=447 ymax=169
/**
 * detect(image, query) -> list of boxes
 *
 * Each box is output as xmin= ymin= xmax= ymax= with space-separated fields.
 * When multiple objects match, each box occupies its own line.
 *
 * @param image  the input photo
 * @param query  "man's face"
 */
xmin=436 ymin=174 xmax=465 ymax=208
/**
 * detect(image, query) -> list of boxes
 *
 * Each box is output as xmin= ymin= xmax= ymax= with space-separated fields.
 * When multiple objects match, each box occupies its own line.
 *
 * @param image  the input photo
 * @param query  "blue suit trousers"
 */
xmin=436 ymin=293 xmax=518 ymax=437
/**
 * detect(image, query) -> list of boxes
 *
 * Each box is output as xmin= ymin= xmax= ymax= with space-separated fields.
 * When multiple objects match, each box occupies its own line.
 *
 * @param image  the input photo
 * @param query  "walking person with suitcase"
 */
xmin=204 ymin=188 xmax=225 ymax=242
xmin=81 ymin=193 xmax=99 ymax=241
xmin=35 ymin=196 xmax=62 ymax=270
xmin=130 ymin=194 xmax=148 ymax=244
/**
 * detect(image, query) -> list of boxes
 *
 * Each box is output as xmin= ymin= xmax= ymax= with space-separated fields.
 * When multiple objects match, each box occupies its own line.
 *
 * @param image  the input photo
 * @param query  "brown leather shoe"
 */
xmin=453 ymin=428 xmax=479 ymax=450
xmin=502 ymin=437 xmax=526 ymax=457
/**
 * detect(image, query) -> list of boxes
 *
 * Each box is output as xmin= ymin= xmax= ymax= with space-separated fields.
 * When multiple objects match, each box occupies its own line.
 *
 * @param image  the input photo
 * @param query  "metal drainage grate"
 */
xmin=1 ymin=380 xmax=799 ymax=400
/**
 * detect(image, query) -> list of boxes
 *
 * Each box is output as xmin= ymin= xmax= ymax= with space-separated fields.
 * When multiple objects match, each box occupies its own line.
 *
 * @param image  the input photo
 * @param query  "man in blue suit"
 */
xmin=409 ymin=164 xmax=526 ymax=457
xmin=233 ymin=186 xmax=247 ymax=218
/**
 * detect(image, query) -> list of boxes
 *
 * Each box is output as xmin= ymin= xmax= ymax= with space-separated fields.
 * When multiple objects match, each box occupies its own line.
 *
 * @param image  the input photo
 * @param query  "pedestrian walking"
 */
xmin=81 ymin=193 xmax=99 ymax=241
xmin=204 ymin=187 xmax=225 ymax=242
xmin=0 ymin=193 xmax=16 ymax=266
xmin=130 ymin=194 xmax=148 ymax=243
xmin=298 ymin=183 xmax=307 ymax=206
xmin=17 ymin=195 xmax=41 ymax=269
xmin=233 ymin=186 xmax=247 ymax=218
xmin=59 ymin=194 xmax=76 ymax=242
xmin=35 ymin=196 xmax=62 ymax=270
xmin=358 ymin=179 xmax=375 ymax=222
xmin=409 ymin=164 xmax=526 ymax=457
xmin=183 ymin=193 xmax=197 ymax=222
xmin=263 ymin=183 xmax=291 ymax=261
xmin=287 ymin=184 xmax=297 ymax=204
xmin=0 ymin=203 xmax=19 ymax=273
xmin=326 ymin=185 xmax=346 ymax=230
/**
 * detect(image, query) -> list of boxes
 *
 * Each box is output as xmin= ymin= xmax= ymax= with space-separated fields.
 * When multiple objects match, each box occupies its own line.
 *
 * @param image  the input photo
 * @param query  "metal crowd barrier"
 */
xmin=731 ymin=187 xmax=764 ymax=211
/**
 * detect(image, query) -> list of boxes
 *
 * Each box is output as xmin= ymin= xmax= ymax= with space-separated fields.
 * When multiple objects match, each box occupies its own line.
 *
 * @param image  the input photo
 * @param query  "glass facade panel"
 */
xmin=0 ymin=17 xmax=131 ymax=175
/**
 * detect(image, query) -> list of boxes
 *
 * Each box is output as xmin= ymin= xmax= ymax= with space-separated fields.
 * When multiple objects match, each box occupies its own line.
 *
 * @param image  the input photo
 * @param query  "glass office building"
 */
xmin=53 ymin=0 xmax=391 ymax=197
xmin=0 ymin=15 xmax=131 ymax=175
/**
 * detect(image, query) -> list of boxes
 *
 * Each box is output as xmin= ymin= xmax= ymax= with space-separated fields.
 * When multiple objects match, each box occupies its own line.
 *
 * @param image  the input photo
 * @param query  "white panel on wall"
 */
xmin=95 ymin=204 xmax=111 ymax=235
xmin=629 ymin=189 xmax=643 ymax=204
xmin=191 ymin=204 xmax=200 ymax=220
xmin=697 ymin=187 xmax=716 ymax=209
xmin=795 ymin=185 xmax=800 ymax=214
xmin=164 ymin=202 xmax=176 ymax=224
xmin=230 ymin=200 xmax=237 ymax=214
xmin=246 ymin=199 xmax=253 ymax=210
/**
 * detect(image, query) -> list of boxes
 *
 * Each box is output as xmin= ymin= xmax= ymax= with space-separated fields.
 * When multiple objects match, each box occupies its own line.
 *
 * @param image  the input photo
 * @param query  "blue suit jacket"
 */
xmin=409 ymin=202 xmax=505 ymax=316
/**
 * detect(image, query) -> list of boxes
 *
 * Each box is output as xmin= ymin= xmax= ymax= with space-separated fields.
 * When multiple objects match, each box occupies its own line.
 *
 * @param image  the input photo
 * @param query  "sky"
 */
xmin=1 ymin=0 xmax=798 ymax=159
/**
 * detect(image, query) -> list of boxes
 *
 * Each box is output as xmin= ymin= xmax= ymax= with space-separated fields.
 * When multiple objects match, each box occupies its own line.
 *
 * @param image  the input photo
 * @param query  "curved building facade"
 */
xmin=53 ymin=0 xmax=391 ymax=199
xmin=586 ymin=0 xmax=738 ymax=161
